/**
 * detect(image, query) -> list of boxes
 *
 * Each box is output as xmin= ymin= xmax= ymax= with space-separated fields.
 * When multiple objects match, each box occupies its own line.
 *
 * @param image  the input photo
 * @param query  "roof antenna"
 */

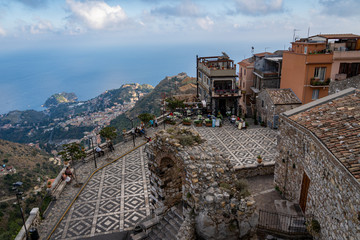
xmin=293 ymin=29 xmax=300 ymax=42
xmin=251 ymin=46 xmax=254 ymax=55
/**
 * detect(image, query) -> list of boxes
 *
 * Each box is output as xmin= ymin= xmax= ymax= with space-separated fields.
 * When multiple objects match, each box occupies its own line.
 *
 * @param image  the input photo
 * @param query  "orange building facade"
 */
xmin=281 ymin=42 xmax=333 ymax=104
xmin=281 ymin=34 xmax=360 ymax=104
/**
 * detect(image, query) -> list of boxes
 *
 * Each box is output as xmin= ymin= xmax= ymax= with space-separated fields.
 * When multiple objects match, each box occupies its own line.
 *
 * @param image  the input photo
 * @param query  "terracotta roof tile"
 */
xmin=289 ymin=90 xmax=360 ymax=179
xmin=266 ymin=89 xmax=302 ymax=105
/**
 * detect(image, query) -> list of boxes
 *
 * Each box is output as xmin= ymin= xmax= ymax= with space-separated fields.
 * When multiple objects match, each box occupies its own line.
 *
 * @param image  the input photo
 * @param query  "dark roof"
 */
xmin=313 ymin=33 xmax=360 ymax=39
xmin=266 ymin=89 xmax=302 ymax=105
xmin=254 ymin=52 xmax=273 ymax=57
xmin=288 ymin=89 xmax=360 ymax=180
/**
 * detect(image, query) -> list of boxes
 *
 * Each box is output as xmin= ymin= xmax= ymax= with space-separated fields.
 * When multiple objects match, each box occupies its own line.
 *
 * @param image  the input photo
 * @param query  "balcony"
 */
xmin=212 ymin=88 xmax=239 ymax=98
xmin=309 ymin=78 xmax=330 ymax=87
xmin=198 ymin=63 xmax=236 ymax=77
xmin=254 ymin=69 xmax=279 ymax=79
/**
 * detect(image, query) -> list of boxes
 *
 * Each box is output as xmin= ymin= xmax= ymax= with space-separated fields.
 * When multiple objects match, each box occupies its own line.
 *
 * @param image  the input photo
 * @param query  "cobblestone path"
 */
xmin=194 ymin=122 xmax=278 ymax=167
xmin=50 ymin=146 xmax=151 ymax=239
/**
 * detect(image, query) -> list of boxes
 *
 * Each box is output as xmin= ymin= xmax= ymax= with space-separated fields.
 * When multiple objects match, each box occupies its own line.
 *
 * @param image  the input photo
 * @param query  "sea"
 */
xmin=0 ymin=43 xmax=257 ymax=115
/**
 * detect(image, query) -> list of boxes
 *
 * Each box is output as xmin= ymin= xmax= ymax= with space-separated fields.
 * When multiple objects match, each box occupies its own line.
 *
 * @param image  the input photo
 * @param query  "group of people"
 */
xmin=62 ymin=166 xmax=74 ymax=183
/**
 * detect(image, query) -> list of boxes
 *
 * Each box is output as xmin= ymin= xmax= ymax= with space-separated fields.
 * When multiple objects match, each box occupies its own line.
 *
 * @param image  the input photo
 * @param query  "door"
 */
xmin=219 ymin=99 xmax=226 ymax=115
xmin=299 ymin=172 xmax=310 ymax=213
xmin=273 ymin=115 xmax=279 ymax=129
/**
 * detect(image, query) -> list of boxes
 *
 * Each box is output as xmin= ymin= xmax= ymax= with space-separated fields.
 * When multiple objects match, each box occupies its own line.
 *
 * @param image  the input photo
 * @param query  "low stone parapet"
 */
xmin=234 ymin=162 xmax=275 ymax=178
xmin=15 ymin=208 xmax=40 ymax=240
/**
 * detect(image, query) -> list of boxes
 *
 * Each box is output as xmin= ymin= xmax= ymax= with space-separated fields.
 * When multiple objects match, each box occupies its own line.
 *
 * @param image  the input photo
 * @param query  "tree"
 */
xmin=99 ymin=126 xmax=117 ymax=142
xmin=138 ymin=113 xmax=155 ymax=126
xmin=165 ymin=97 xmax=185 ymax=112
xmin=100 ymin=126 xmax=117 ymax=151
xmin=58 ymin=142 xmax=86 ymax=186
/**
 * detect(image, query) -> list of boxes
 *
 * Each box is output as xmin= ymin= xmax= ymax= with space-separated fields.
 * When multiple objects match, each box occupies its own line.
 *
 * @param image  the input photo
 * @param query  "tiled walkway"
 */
xmin=46 ymin=122 xmax=278 ymax=239
xmin=51 ymin=147 xmax=151 ymax=240
xmin=194 ymin=122 xmax=278 ymax=167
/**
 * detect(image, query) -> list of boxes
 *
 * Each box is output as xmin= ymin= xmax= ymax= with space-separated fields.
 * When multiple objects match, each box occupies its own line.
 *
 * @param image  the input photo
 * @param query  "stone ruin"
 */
xmin=145 ymin=127 xmax=257 ymax=239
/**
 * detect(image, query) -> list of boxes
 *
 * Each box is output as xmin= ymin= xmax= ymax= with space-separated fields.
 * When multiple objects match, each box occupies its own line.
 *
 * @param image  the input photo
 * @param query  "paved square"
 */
xmin=194 ymin=122 xmax=278 ymax=167
xmin=51 ymin=147 xmax=151 ymax=240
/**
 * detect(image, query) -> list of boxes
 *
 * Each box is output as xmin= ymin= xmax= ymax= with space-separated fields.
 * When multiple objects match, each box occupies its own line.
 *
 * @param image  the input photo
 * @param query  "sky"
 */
xmin=0 ymin=0 xmax=359 ymax=51
xmin=0 ymin=0 xmax=360 ymax=114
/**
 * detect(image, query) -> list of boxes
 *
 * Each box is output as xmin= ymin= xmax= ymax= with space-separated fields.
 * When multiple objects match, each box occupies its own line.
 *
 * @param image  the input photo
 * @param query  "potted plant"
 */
xmin=257 ymin=155 xmax=262 ymax=164
xmin=205 ymin=118 xmax=212 ymax=127
xmin=194 ymin=119 xmax=202 ymax=127
xmin=47 ymin=180 xmax=52 ymax=188
xmin=183 ymin=117 xmax=191 ymax=126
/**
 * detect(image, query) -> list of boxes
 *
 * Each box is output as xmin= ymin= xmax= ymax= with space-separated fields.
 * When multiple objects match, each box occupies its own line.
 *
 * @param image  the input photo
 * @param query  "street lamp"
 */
xmin=126 ymin=117 xmax=136 ymax=147
xmin=12 ymin=182 xmax=29 ymax=240
xmin=89 ymin=136 xmax=97 ymax=168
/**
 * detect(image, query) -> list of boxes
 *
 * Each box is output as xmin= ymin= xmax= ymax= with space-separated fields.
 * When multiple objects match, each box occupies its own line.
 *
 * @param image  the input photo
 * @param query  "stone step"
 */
xmin=163 ymin=223 xmax=178 ymax=238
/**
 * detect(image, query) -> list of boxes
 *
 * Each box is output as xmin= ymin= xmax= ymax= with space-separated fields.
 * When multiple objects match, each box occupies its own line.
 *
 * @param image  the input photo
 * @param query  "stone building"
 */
xmin=196 ymin=53 xmax=240 ymax=115
xmin=145 ymin=128 xmax=257 ymax=239
xmin=274 ymin=88 xmax=360 ymax=239
xmin=256 ymin=88 xmax=301 ymax=129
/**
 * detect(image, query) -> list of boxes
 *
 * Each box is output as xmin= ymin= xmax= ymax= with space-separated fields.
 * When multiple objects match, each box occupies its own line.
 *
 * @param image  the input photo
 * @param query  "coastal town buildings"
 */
xmin=275 ymin=88 xmax=360 ymax=239
xmin=238 ymin=56 xmax=254 ymax=117
xmin=281 ymin=33 xmax=360 ymax=104
xmin=196 ymin=52 xmax=239 ymax=115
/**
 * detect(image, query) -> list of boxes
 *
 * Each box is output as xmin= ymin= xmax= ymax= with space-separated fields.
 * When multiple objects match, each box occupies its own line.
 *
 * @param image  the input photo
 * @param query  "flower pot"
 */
xmin=205 ymin=122 xmax=212 ymax=127
xmin=196 ymin=123 xmax=202 ymax=127
xmin=183 ymin=121 xmax=191 ymax=126
xmin=257 ymin=158 xmax=262 ymax=164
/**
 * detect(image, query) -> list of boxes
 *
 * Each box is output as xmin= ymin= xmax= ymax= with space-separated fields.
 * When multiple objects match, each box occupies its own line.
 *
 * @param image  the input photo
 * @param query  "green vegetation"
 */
xmin=59 ymin=142 xmax=86 ymax=185
xmin=44 ymin=92 xmax=78 ymax=108
xmin=167 ymin=127 xmax=203 ymax=146
xmin=99 ymin=126 xmax=117 ymax=142
xmin=137 ymin=113 xmax=155 ymax=126
xmin=165 ymin=97 xmax=185 ymax=112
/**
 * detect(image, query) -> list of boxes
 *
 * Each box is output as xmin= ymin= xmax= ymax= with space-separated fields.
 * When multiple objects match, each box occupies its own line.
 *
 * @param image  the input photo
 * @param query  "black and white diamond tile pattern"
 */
xmin=51 ymin=147 xmax=151 ymax=239
xmin=95 ymin=214 xmax=121 ymax=233
xmin=194 ymin=122 xmax=278 ymax=167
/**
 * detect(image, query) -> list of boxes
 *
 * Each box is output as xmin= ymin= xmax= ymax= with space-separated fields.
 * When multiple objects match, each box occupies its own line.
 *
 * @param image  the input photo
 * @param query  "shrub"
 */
xmin=183 ymin=117 xmax=191 ymax=123
xmin=205 ymin=118 xmax=212 ymax=123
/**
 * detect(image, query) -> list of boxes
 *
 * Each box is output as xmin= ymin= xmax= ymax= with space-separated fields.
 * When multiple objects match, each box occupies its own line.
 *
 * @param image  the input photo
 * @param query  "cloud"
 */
xmin=18 ymin=19 xmax=55 ymax=34
xmin=15 ymin=0 xmax=48 ymax=8
xmin=232 ymin=0 xmax=284 ymax=16
xmin=151 ymin=0 xmax=202 ymax=18
xmin=197 ymin=16 xmax=214 ymax=30
xmin=319 ymin=0 xmax=360 ymax=16
xmin=0 ymin=26 xmax=6 ymax=36
xmin=66 ymin=0 xmax=128 ymax=30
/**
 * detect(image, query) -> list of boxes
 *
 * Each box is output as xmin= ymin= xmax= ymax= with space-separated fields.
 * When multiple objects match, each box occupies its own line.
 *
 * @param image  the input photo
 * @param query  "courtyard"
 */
xmin=46 ymin=121 xmax=278 ymax=239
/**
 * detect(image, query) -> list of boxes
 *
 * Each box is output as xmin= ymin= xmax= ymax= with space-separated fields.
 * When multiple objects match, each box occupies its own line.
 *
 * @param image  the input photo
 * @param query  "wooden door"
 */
xmin=299 ymin=172 xmax=310 ymax=213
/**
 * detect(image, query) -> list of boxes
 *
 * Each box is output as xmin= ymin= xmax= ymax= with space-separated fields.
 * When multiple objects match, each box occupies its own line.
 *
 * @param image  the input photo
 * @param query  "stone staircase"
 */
xmin=131 ymin=207 xmax=184 ymax=240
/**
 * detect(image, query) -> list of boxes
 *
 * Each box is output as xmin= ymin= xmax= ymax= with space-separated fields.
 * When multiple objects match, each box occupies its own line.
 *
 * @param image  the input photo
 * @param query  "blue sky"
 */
xmin=0 ymin=0 xmax=359 ymax=51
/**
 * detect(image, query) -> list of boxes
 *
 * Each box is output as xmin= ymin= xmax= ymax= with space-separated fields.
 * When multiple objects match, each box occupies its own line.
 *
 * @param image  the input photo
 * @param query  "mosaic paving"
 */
xmin=194 ymin=122 xmax=278 ymax=167
xmin=51 ymin=147 xmax=151 ymax=240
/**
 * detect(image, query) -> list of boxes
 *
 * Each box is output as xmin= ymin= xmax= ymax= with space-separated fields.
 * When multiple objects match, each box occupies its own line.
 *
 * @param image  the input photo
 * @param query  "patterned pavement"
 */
xmin=48 ymin=122 xmax=277 ymax=239
xmin=51 ymin=147 xmax=151 ymax=240
xmin=194 ymin=122 xmax=278 ymax=167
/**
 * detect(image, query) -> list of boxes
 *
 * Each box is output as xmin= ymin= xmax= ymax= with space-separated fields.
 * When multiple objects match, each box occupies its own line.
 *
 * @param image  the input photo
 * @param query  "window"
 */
xmin=312 ymin=89 xmax=319 ymax=100
xmin=262 ymin=100 xmax=264 ymax=107
xmin=339 ymin=63 xmax=360 ymax=78
xmin=314 ymin=67 xmax=326 ymax=81
xmin=244 ymin=69 xmax=247 ymax=75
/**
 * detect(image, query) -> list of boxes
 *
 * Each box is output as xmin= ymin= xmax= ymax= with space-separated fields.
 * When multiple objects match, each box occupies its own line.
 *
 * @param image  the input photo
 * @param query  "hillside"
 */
xmin=0 ymin=139 xmax=61 ymax=240
xmin=109 ymin=73 xmax=196 ymax=142
xmin=43 ymin=92 xmax=78 ymax=108
xmin=0 ymin=139 xmax=61 ymax=197
xmin=0 ymin=83 xmax=154 ymax=146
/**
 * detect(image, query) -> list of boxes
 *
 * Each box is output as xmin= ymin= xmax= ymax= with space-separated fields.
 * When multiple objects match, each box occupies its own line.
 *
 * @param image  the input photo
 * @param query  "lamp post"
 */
xmin=89 ymin=136 xmax=97 ymax=169
xmin=127 ymin=117 xmax=135 ymax=147
xmin=13 ymin=182 xmax=29 ymax=240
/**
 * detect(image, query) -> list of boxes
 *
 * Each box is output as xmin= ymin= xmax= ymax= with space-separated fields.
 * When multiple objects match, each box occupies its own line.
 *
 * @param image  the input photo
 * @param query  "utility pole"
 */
xmin=196 ymin=55 xmax=199 ymax=98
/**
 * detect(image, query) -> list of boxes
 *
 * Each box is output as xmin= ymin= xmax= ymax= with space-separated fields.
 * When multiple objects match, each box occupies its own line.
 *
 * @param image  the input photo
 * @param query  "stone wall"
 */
xmin=274 ymin=116 xmax=360 ymax=240
xmin=15 ymin=208 xmax=41 ymax=240
xmin=145 ymin=127 xmax=257 ymax=240
xmin=234 ymin=162 xmax=274 ymax=178
xmin=256 ymin=91 xmax=300 ymax=128
xmin=329 ymin=75 xmax=360 ymax=94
